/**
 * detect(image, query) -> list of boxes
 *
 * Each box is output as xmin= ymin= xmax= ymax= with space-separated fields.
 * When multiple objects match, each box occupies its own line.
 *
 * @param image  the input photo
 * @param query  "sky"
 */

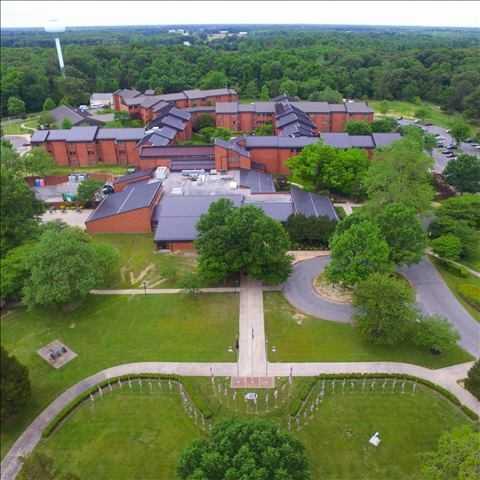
xmin=1 ymin=1 xmax=479 ymax=29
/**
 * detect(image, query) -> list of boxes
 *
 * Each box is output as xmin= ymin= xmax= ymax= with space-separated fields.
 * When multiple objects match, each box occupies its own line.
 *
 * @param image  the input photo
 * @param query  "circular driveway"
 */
xmin=283 ymin=256 xmax=353 ymax=323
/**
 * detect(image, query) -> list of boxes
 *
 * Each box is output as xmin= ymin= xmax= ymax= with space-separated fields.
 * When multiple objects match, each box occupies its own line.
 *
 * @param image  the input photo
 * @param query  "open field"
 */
xmin=0 ymin=293 xmax=238 ymax=457
xmin=91 ymin=234 xmax=199 ymax=289
xmin=368 ymin=99 xmax=479 ymax=132
xmin=431 ymin=257 xmax=480 ymax=323
xmin=1 ymin=114 xmax=39 ymax=135
xmin=30 ymin=378 xmax=471 ymax=480
xmin=265 ymin=293 xmax=472 ymax=367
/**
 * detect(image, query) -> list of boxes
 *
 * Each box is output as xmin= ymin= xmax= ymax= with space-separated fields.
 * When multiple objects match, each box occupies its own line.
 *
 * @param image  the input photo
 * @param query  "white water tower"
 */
xmin=45 ymin=19 xmax=66 ymax=76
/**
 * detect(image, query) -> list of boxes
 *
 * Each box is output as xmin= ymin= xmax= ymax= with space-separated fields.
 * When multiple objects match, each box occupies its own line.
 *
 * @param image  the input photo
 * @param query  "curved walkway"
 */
xmin=283 ymin=256 xmax=353 ymax=323
xmin=284 ymin=256 xmax=480 ymax=357
xmin=1 ymin=360 xmax=478 ymax=480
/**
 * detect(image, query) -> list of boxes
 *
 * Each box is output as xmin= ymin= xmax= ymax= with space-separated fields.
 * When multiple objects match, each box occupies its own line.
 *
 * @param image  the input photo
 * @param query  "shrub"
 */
xmin=413 ymin=314 xmax=460 ymax=354
xmin=434 ymin=258 xmax=469 ymax=278
xmin=464 ymin=360 xmax=480 ymax=400
xmin=458 ymin=284 xmax=480 ymax=310
xmin=431 ymin=234 xmax=462 ymax=260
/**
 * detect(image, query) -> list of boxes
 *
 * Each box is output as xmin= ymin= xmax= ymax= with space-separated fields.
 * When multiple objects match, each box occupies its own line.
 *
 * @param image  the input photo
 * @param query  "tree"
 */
xmin=23 ymin=227 xmax=117 ymax=309
xmin=353 ymin=273 xmax=416 ymax=344
xmin=443 ymin=154 xmax=480 ymax=193
xmin=0 ymin=242 xmax=35 ymax=303
xmin=464 ymin=359 xmax=480 ymax=399
xmin=42 ymin=97 xmax=56 ymax=111
xmin=284 ymin=214 xmax=336 ymax=249
xmin=1 ymin=346 xmax=31 ymax=422
xmin=179 ymin=271 xmax=202 ymax=295
xmin=450 ymin=121 xmax=471 ymax=144
xmin=364 ymin=136 xmax=434 ymax=213
xmin=371 ymin=117 xmax=397 ymax=133
xmin=254 ymin=122 xmax=274 ymax=136
xmin=7 ymin=96 xmax=25 ymax=116
xmin=199 ymin=127 xmax=233 ymax=143
xmin=200 ymin=70 xmax=229 ymax=89
xmin=61 ymin=117 xmax=73 ymax=129
xmin=433 ymin=194 xmax=480 ymax=229
xmin=413 ymin=314 xmax=459 ymax=353
xmin=309 ymin=87 xmax=342 ymax=103
xmin=414 ymin=107 xmax=429 ymax=121
xmin=326 ymin=220 xmax=393 ymax=286
xmin=421 ymin=427 xmax=479 ymax=480
xmin=39 ymin=111 xmax=55 ymax=129
xmin=374 ymin=203 xmax=426 ymax=265
xmin=279 ymin=78 xmax=298 ymax=96
xmin=91 ymin=242 xmax=120 ymax=287
xmin=196 ymin=200 xmax=292 ymax=285
xmin=177 ymin=419 xmax=310 ymax=480
xmin=0 ymin=170 xmax=45 ymax=257
xmin=192 ymin=113 xmax=215 ymax=132
xmin=23 ymin=147 xmax=55 ymax=176
xmin=77 ymin=179 xmax=103 ymax=205
xmin=242 ymin=80 xmax=258 ymax=99
xmin=259 ymin=84 xmax=270 ymax=100
xmin=287 ymin=142 xmax=370 ymax=197
xmin=431 ymin=234 xmax=462 ymax=260
xmin=345 ymin=120 xmax=372 ymax=135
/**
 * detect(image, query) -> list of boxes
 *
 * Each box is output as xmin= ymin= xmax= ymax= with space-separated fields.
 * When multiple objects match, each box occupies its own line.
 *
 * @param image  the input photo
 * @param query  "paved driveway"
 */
xmin=400 ymin=258 xmax=480 ymax=357
xmin=284 ymin=257 xmax=480 ymax=357
xmin=283 ymin=256 xmax=353 ymax=323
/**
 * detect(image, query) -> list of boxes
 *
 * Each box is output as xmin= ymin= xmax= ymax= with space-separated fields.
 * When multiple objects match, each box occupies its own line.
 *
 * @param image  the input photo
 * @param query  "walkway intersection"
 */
xmin=1 ymin=265 xmax=479 ymax=480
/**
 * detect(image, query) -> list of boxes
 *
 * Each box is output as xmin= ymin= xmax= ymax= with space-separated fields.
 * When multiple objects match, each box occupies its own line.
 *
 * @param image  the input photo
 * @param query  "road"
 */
xmin=284 ymin=257 xmax=480 ymax=357
xmin=283 ymin=256 xmax=353 ymax=323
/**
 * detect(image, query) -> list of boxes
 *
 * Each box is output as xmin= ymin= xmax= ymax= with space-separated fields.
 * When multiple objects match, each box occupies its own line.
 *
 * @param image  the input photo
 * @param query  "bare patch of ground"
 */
xmin=314 ymin=273 xmax=353 ymax=304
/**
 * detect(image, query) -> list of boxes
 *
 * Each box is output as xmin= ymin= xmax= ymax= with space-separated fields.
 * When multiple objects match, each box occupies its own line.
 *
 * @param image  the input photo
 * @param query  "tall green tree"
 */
xmin=7 ymin=96 xmax=25 ymax=116
xmin=288 ymin=142 xmax=370 ymax=197
xmin=196 ymin=200 xmax=292 ymax=284
xmin=450 ymin=121 xmax=471 ymax=144
xmin=345 ymin=120 xmax=372 ymax=135
xmin=374 ymin=203 xmax=426 ymax=265
xmin=23 ymin=148 xmax=55 ymax=176
xmin=326 ymin=220 xmax=393 ymax=286
xmin=413 ymin=314 xmax=459 ymax=353
xmin=421 ymin=427 xmax=480 ymax=480
xmin=23 ymin=227 xmax=119 ymax=309
xmin=353 ymin=273 xmax=416 ymax=345
xmin=42 ymin=97 xmax=56 ymax=111
xmin=200 ymin=70 xmax=229 ymax=89
xmin=1 ymin=346 xmax=31 ymax=422
xmin=178 ymin=420 xmax=310 ymax=480
xmin=464 ymin=359 xmax=480 ymax=400
xmin=443 ymin=154 xmax=480 ymax=193
xmin=0 ymin=169 xmax=45 ymax=257
xmin=77 ymin=179 xmax=103 ymax=205
xmin=259 ymin=84 xmax=270 ymax=100
xmin=364 ymin=136 xmax=434 ymax=213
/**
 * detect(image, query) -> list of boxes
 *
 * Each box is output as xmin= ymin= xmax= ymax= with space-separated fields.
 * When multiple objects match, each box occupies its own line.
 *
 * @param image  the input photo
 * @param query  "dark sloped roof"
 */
xmin=50 ymin=105 xmax=85 ymax=125
xmin=170 ymin=159 xmax=216 ymax=171
xmin=96 ymin=128 xmax=145 ymax=141
xmin=216 ymin=102 xmax=239 ymax=114
xmin=140 ymin=146 xmax=214 ymax=158
xmin=244 ymin=136 xmax=318 ymax=149
xmin=87 ymin=181 xmax=161 ymax=222
xmin=184 ymin=88 xmax=236 ymax=100
xmin=245 ymin=201 xmax=293 ymax=221
xmin=349 ymin=135 xmax=375 ymax=148
xmin=345 ymin=102 xmax=374 ymax=113
xmin=372 ymin=132 xmax=402 ymax=147
xmin=160 ymin=115 xmax=186 ymax=131
xmin=66 ymin=126 xmax=98 ymax=142
xmin=319 ymin=133 xmax=351 ymax=148
xmin=45 ymin=129 xmax=70 ymax=141
xmin=114 ymin=88 xmax=142 ymax=98
xmin=31 ymin=130 xmax=49 ymax=142
xmin=240 ymin=169 xmax=275 ymax=193
xmin=153 ymin=194 xmax=243 ymax=241
xmin=168 ymin=107 xmax=191 ymax=121
xmin=290 ymin=186 xmax=338 ymax=221
xmin=114 ymin=169 xmax=154 ymax=185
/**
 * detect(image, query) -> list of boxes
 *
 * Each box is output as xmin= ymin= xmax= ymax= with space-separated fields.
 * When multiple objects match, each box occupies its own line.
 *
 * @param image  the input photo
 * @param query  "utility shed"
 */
xmin=86 ymin=181 xmax=162 ymax=234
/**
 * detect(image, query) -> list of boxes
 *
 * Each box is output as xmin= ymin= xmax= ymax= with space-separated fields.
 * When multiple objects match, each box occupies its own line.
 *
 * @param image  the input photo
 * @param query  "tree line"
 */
xmin=1 ymin=29 xmax=479 ymax=120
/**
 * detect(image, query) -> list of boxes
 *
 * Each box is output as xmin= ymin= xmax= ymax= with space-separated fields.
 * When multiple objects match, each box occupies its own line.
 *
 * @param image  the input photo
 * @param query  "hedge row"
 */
xmin=288 ymin=373 xmax=479 ymax=422
xmin=435 ymin=257 xmax=469 ymax=278
xmin=43 ymin=374 xmax=180 ymax=438
xmin=458 ymin=284 xmax=480 ymax=311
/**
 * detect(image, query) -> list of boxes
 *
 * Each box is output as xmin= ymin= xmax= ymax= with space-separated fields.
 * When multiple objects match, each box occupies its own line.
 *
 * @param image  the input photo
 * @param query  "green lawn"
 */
xmin=0 ymin=293 xmax=238 ymax=458
xmin=1 ymin=115 xmax=39 ymax=135
xmin=29 ymin=378 xmax=471 ymax=480
xmin=91 ymin=234 xmax=199 ymax=289
xmin=265 ymin=293 xmax=472 ymax=367
xmin=431 ymin=256 xmax=480 ymax=322
xmin=368 ymin=99 xmax=479 ymax=132
xmin=45 ymin=164 xmax=131 ymax=176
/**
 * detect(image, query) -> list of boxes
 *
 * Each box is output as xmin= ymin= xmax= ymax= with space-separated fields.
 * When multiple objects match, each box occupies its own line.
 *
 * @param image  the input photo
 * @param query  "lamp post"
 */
xmin=265 ymin=338 xmax=269 ymax=377
xmin=143 ymin=281 xmax=147 ymax=296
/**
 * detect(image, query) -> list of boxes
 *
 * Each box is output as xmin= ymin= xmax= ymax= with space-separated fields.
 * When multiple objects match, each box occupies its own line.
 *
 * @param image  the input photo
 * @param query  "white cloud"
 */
xmin=1 ymin=1 xmax=479 ymax=28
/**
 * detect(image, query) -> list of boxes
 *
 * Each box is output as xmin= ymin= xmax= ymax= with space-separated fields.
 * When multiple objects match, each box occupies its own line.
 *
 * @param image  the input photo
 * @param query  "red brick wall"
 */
xmin=165 ymin=241 xmax=195 ymax=251
xmin=49 ymin=141 xmax=69 ymax=166
xmin=309 ymin=113 xmax=331 ymax=132
xmin=113 ymin=94 xmax=122 ymax=111
xmin=139 ymin=158 xmax=172 ymax=170
xmin=86 ymin=207 xmax=153 ymax=234
xmin=98 ymin=140 xmax=117 ymax=165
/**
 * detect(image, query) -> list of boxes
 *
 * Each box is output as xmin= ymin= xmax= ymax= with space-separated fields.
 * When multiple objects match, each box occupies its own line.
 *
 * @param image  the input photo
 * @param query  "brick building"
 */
xmin=215 ymin=101 xmax=374 ymax=133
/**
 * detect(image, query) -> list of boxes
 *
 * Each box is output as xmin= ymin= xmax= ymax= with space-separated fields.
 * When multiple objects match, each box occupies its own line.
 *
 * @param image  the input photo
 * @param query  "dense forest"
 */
xmin=1 ymin=26 xmax=479 ymax=119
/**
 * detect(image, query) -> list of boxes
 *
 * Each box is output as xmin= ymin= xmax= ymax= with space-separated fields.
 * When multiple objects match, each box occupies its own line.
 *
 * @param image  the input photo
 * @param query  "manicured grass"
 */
xmin=265 ymin=293 xmax=472 ymax=367
xmin=1 ymin=115 xmax=39 ymax=135
xmin=45 ymin=164 xmax=130 ymax=176
xmin=298 ymin=385 xmax=470 ymax=480
xmin=0 ymin=293 xmax=238 ymax=458
xmin=369 ymin=99 xmax=479 ymax=131
xmin=91 ymin=234 xmax=198 ymax=289
xmin=431 ymin=256 xmax=480 ymax=322
xmin=30 ymin=379 xmax=470 ymax=479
